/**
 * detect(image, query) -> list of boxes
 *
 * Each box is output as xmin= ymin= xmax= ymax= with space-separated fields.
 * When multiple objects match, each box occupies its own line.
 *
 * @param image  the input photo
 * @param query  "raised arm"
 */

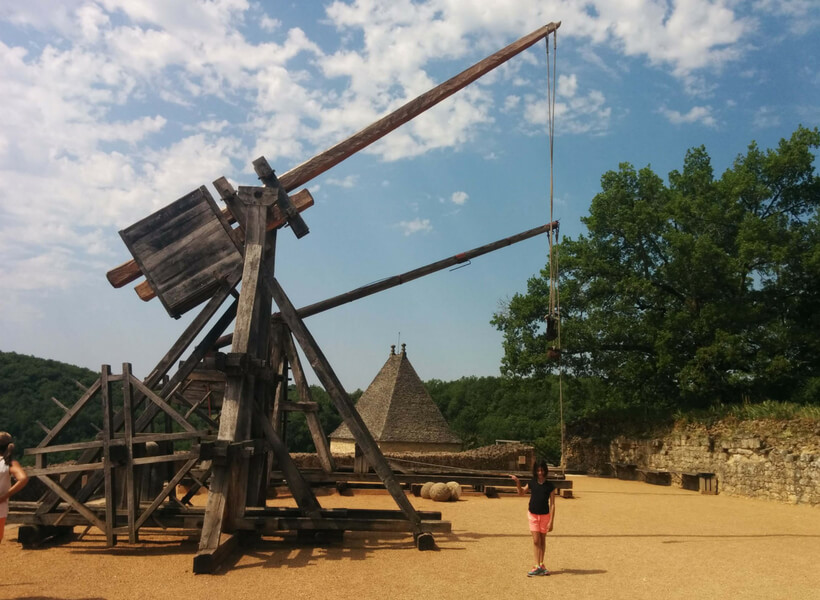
xmin=510 ymin=474 xmax=529 ymax=495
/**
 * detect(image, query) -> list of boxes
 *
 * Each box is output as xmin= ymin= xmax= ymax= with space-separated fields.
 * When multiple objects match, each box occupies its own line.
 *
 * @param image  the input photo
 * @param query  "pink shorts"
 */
xmin=528 ymin=511 xmax=551 ymax=533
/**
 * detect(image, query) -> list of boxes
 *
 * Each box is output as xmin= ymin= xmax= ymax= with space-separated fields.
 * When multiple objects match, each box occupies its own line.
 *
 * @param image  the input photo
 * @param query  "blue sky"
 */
xmin=0 ymin=0 xmax=817 ymax=392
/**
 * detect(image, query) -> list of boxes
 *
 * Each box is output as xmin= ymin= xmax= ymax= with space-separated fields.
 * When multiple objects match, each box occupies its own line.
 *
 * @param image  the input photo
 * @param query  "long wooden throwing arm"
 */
xmin=213 ymin=221 xmax=559 ymax=349
xmin=276 ymin=21 xmax=561 ymax=192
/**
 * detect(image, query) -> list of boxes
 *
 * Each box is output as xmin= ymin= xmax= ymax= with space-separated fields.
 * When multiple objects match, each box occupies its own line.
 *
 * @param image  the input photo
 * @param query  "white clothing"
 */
xmin=0 ymin=457 xmax=9 ymax=518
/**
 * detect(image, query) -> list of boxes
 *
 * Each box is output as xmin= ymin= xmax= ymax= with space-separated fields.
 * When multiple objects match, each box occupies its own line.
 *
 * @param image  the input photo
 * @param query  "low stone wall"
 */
xmin=293 ymin=442 xmax=535 ymax=473
xmin=566 ymin=419 xmax=820 ymax=505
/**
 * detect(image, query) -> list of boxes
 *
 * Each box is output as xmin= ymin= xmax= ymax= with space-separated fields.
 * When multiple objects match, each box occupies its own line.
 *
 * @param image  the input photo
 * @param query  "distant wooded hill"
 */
xmin=0 ymin=351 xmax=101 ymax=462
xmin=0 ymin=351 xmax=571 ymax=465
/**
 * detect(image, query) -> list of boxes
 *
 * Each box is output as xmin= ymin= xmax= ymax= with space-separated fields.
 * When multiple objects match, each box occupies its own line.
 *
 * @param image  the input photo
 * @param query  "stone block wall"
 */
xmin=293 ymin=442 xmax=535 ymax=473
xmin=566 ymin=419 xmax=820 ymax=505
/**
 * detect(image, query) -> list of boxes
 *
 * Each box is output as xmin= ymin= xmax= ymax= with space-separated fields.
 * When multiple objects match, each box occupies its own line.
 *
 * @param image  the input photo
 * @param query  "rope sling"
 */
xmin=544 ymin=31 xmax=566 ymax=471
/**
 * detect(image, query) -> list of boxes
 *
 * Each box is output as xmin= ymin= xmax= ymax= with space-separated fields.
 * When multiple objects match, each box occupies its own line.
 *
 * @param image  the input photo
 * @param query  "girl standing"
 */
xmin=511 ymin=459 xmax=557 ymax=576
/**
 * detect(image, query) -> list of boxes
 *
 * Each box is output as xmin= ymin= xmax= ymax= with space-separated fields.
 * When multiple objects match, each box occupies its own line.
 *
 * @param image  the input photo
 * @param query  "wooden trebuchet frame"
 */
xmin=9 ymin=21 xmax=563 ymax=573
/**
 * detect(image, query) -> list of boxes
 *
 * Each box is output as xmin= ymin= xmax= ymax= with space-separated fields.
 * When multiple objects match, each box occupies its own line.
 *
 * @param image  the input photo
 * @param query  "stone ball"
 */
xmin=429 ymin=482 xmax=452 ymax=502
xmin=446 ymin=481 xmax=461 ymax=501
xmin=420 ymin=481 xmax=435 ymax=499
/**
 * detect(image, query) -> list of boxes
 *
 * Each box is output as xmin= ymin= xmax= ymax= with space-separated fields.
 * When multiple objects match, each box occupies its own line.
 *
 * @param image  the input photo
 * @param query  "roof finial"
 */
xmin=401 ymin=343 xmax=406 ymax=355
xmin=390 ymin=344 xmax=396 ymax=355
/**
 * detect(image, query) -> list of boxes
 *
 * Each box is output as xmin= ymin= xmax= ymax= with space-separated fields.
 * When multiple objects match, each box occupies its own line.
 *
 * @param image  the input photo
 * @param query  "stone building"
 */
xmin=329 ymin=344 xmax=462 ymax=454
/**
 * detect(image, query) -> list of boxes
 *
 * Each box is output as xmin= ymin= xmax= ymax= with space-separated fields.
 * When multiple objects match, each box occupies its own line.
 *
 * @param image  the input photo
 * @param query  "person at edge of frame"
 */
xmin=0 ymin=431 xmax=29 ymax=542
xmin=511 ymin=459 xmax=557 ymax=576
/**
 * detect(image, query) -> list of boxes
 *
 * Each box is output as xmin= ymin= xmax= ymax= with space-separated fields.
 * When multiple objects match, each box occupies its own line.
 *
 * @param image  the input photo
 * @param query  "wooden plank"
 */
xmin=135 ymin=457 xmax=198 ymax=530
xmin=285 ymin=333 xmax=335 ymax=473
xmin=27 ymin=462 xmax=105 ymax=477
xmin=100 ymin=365 xmax=116 ymax=546
xmin=194 ymin=532 xmax=240 ymax=575
xmin=36 ymin=476 xmax=108 ymax=532
xmin=279 ymin=400 xmax=319 ymax=412
xmin=129 ymin=376 xmax=199 ymax=433
xmin=264 ymin=276 xmax=425 ymax=535
xmin=122 ymin=363 xmax=137 ymax=543
xmin=253 ymin=517 xmax=451 ymax=535
xmin=37 ymin=379 xmax=101 ymax=447
xmin=132 ymin=452 xmax=198 ymax=466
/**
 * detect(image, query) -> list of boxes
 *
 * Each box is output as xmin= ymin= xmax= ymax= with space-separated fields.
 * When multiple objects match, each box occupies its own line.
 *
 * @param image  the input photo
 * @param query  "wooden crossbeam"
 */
xmin=36 ymin=476 xmax=108 ymax=533
xmin=37 ymin=287 xmax=238 ymax=516
xmin=284 ymin=332 xmax=335 ymax=473
xmin=37 ymin=379 xmax=101 ymax=448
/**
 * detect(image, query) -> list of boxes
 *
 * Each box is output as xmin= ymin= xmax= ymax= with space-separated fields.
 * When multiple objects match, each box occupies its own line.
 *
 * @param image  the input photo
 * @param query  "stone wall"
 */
xmin=294 ymin=442 xmax=535 ymax=473
xmin=566 ymin=419 xmax=820 ymax=505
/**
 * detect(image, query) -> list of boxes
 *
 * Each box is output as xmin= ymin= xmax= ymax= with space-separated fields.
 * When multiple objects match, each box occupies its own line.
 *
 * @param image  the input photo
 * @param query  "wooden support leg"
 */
xmin=265 ymin=275 xmax=430 ymax=541
xmin=254 ymin=404 xmax=321 ymax=517
xmin=101 ymin=365 xmax=116 ymax=547
xmin=284 ymin=332 xmax=335 ymax=473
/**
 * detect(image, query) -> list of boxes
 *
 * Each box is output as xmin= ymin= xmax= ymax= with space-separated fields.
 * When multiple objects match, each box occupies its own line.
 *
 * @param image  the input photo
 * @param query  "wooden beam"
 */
xmin=264 ymin=275 xmax=426 ymax=536
xmin=253 ymin=156 xmax=309 ymax=238
xmin=254 ymin=404 xmax=321 ymax=517
xmin=193 ymin=532 xmax=240 ymax=575
xmin=135 ymin=457 xmax=198 ymax=531
xmin=284 ymin=333 xmax=335 ymax=473
xmin=37 ymin=379 xmax=101 ymax=447
xmin=35 ymin=476 xmax=108 ymax=533
xmin=101 ymin=365 xmax=116 ymax=547
xmin=199 ymin=190 xmax=274 ymax=562
xmin=51 ymin=396 xmax=69 ymax=412
xmin=215 ymin=221 xmax=559 ymax=349
xmin=275 ymin=22 xmax=560 ymax=193
xmin=122 ymin=363 xmax=138 ymax=543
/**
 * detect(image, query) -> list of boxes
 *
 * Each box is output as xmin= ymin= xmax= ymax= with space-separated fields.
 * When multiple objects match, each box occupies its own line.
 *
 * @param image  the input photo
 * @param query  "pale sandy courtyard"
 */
xmin=1 ymin=475 xmax=818 ymax=600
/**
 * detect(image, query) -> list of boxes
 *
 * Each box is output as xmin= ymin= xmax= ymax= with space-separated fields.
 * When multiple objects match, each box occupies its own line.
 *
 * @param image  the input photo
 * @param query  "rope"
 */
xmin=545 ymin=32 xmax=566 ymax=470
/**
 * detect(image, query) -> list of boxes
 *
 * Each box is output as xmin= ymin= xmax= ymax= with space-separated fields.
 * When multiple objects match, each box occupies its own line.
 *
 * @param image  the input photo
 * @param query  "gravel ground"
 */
xmin=2 ymin=475 xmax=818 ymax=600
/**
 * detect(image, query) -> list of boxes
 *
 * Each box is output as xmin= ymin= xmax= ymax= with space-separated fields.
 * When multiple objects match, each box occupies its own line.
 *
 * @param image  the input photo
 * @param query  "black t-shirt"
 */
xmin=528 ymin=477 xmax=555 ymax=514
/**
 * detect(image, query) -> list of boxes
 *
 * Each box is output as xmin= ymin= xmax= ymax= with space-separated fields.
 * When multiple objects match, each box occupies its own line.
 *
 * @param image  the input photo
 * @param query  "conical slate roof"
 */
xmin=331 ymin=345 xmax=461 ymax=445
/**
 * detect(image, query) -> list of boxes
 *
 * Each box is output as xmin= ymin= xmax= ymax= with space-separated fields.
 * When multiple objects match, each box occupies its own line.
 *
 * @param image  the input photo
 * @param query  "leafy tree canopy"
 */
xmin=492 ymin=127 xmax=820 ymax=412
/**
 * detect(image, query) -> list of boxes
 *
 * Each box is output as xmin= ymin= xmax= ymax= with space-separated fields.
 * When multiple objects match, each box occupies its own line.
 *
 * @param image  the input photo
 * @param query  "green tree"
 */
xmin=492 ymin=127 xmax=820 ymax=412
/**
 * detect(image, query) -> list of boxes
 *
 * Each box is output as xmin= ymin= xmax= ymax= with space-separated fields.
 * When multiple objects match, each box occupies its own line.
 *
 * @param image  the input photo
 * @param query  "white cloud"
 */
xmin=522 ymin=75 xmax=611 ymax=136
xmin=451 ymin=191 xmax=469 ymax=205
xmin=659 ymin=105 xmax=718 ymax=127
xmin=397 ymin=218 xmax=432 ymax=236
xmin=260 ymin=15 xmax=282 ymax=32
xmin=753 ymin=0 xmax=819 ymax=35
xmin=753 ymin=106 xmax=781 ymax=129
xmin=326 ymin=175 xmax=359 ymax=188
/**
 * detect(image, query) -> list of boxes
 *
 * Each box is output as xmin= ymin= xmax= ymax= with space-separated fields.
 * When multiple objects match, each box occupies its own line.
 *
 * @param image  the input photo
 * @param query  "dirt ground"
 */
xmin=1 ymin=475 xmax=818 ymax=600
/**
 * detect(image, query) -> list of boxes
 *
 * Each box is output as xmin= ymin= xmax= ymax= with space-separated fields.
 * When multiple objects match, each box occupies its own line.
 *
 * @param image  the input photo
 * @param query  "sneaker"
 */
xmin=527 ymin=566 xmax=544 ymax=577
xmin=540 ymin=566 xmax=550 ymax=576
